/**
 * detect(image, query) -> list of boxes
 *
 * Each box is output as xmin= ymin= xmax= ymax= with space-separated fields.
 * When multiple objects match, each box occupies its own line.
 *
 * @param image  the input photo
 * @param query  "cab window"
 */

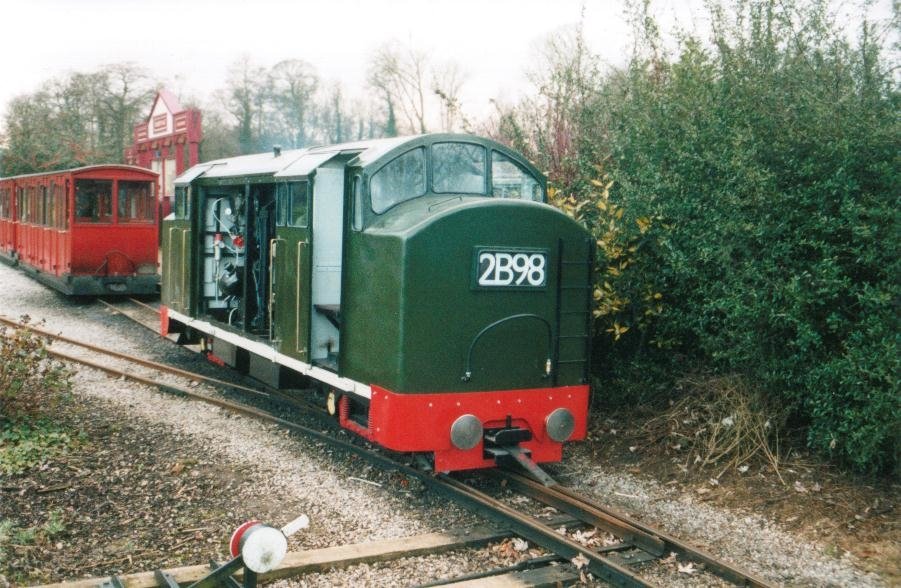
xmin=276 ymin=184 xmax=288 ymax=226
xmin=118 ymin=181 xmax=154 ymax=222
xmin=288 ymin=181 xmax=308 ymax=228
xmin=370 ymin=147 xmax=426 ymax=214
xmin=491 ymin=151 xmax=543 ymax=202
xmin=432 ymin=143 xmax=486 ymax=194
xmin=75 ymin=179 xmax=113 ymax=222
xmin=174 ymin=186 xmax=191 ymax=219
xmin=352 ymin=175 xmax=363 ymax=231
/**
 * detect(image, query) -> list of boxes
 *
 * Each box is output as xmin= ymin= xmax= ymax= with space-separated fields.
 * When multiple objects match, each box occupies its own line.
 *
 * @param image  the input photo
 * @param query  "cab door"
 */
xmin=271 ymin=180 xmax=312 ymax=362
xmin=162 ymin=185 xmax=195 ymax=314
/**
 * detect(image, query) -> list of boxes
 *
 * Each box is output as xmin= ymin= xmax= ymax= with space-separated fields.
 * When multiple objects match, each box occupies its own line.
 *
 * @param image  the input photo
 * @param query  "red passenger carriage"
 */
xmin=0 ymin=165 xmax=159 ymax=295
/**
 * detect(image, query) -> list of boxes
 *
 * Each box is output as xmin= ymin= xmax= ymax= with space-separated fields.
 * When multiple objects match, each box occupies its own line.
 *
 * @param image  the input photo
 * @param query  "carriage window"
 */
xmin=25 ymin=187 xmax=35 ymax=223
xmin=432 ymin=143 xmax=486 ymax=194
xmin=51 ymin=183 xmax=66 ymax=229
xmin=0 ymin=188 xmax=8 ymax=219
xmin=41 ymin=186 xmax=50 ymax=226
xmin=118 ymin=181 xmax=154 ymax=223
xmin=17 ymin=189 xmax=24 ymax=221
xmin=288 ymin=181 xmax=308 ymax=228
xmin=491 ymin=151 xmax=543 ymax=202
xmin=75 ymin=179 xmax=113 ymax=223
xmin=370 ymin=148 xmax=426 ymax=214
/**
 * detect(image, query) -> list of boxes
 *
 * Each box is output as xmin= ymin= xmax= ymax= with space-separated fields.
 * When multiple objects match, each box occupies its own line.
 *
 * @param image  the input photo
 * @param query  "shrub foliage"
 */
xmin=0 ymin=319 xmax=73 ymax=474
xmin=498 ymin=0 xmax=899 ymax=473
xmin=0 ymin=318 xmax=71 ymax=423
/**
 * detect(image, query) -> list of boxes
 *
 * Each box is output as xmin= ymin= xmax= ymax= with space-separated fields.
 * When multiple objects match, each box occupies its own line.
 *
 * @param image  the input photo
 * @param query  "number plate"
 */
xmin=473 ymin=248 xmax=548 ymax=289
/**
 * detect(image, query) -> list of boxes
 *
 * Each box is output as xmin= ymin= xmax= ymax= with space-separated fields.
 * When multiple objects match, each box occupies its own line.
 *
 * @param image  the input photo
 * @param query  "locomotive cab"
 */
xmin=340 ymin=137 xmax=593 ymax=470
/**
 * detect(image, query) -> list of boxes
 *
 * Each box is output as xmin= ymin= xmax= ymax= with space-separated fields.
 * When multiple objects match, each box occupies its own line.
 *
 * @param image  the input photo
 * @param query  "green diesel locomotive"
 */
xmin=161 ymin=134 xmax=593 ymax=472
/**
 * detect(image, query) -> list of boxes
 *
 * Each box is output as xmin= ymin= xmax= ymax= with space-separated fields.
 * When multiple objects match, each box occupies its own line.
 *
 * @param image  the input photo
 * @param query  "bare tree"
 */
xmin=220 ymin=56 xmax=268 ymax=154
xmin=198 ymin=109 xmax=240 ymax=161
xmin=433 ymin=61 xmax=467 ymax=132
xmin=47 ymin=71 xmax=107 ymax=161
xmin=368 ymin=41 xmax=430 ymax=134
xmin=315 ymin=81 xmax=354 ymax=144
xmin=98 ymin=63 xmax=153 ymax=161
xmin=492 ymin=24 xmax=601 ymax=186
xmin=269 ymin=59 xmax=319 ymax=148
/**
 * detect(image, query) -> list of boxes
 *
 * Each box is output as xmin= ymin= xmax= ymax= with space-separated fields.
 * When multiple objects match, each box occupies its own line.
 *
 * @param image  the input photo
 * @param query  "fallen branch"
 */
xmin=641 ymin=375 xmax=787 ymax=482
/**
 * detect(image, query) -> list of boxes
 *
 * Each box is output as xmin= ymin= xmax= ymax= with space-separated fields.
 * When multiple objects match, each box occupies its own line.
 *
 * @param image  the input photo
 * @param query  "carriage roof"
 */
xmin=1 ymin=164 xmax=158 ymax=182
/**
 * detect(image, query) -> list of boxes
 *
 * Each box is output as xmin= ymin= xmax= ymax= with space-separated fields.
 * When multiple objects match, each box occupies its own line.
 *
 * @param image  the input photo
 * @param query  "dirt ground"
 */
xmin=575 ymin=411 xmax=900 ymax=584
xmin=0 ymin=395 xmax=297 ymax=585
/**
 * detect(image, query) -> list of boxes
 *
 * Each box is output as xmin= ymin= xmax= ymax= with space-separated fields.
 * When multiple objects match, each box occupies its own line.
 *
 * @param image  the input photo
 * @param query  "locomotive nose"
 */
xmin=397 ymin=198 xmax=591 ymax=392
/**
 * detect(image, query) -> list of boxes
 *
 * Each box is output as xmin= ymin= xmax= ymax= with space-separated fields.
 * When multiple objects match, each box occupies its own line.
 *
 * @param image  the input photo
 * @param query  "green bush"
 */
xmin=500 ymin=0 xmax=899 ymax=473
xmin=602 ymin=2 xmax=898 ymax=473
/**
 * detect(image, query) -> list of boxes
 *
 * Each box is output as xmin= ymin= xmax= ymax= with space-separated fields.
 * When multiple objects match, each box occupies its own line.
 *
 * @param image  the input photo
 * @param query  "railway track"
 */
xmin=97 ymin=297 xmax=161 ymax=332
xmin=2 ymin=313 xmax=775 ymax=587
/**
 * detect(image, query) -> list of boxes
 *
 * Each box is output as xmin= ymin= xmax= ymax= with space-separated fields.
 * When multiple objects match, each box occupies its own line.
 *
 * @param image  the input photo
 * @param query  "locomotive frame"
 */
xmin=0 ymin=165 xmax=160 ymax=295
xmin=162 ymin=134 xmax=594 ymax=472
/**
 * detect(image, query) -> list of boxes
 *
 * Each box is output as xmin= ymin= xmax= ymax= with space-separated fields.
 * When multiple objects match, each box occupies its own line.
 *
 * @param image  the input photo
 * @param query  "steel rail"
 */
xmin=125 ymin=297 xmax=161 ymax=314
xmin=496 ymin=470 xmax=775 ymax=587
xmin=486 ymin=470 xmax=666 ymax=556
xmin=97 ymin=298 xmax=160 ymax=329
xmin=0 ymin=314 xmax=270 ymax=400
xmin=553 ymin=479 xmax=773 ymax=587
xmin=433 ymin=474 xmax=656 ymax=587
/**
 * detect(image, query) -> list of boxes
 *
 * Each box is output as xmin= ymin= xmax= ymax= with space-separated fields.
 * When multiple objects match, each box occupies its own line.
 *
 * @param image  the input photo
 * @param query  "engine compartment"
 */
xmin=199 ymin=184 xmax=276 ymax=336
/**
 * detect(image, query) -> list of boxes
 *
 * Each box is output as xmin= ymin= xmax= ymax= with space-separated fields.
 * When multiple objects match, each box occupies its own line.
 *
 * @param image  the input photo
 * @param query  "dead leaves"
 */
xmin=678 ymin=561 xmax=698 ymax=574
xmin=492 ymin=537 xmax=537 ymax=560
xmin=661 ymin=551 xmax=704 ymax=576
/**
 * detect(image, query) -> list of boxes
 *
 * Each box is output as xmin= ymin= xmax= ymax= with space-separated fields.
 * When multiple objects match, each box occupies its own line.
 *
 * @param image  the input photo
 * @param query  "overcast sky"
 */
xmin=0 ymin=0 xmax=894 ymax=134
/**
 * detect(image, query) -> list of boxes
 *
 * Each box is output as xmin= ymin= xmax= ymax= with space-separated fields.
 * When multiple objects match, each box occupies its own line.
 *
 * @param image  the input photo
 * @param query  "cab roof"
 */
xmin=175 ymin=134 xmax=543 ymax=185
xmin=176 ymin=136 xmax=413 ymax=185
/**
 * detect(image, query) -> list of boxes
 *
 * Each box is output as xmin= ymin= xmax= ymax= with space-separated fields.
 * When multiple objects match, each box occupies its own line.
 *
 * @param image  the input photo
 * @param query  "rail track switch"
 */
xmin=179 ymin=515 xmax=309 ymax=588
xmin=485 ymin=445 xmax=558 ymax=487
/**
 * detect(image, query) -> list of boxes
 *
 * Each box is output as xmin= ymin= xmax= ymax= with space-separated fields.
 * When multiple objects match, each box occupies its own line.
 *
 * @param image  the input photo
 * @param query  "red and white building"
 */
xmin=125 ymin=90 xmax=201 ymax=216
